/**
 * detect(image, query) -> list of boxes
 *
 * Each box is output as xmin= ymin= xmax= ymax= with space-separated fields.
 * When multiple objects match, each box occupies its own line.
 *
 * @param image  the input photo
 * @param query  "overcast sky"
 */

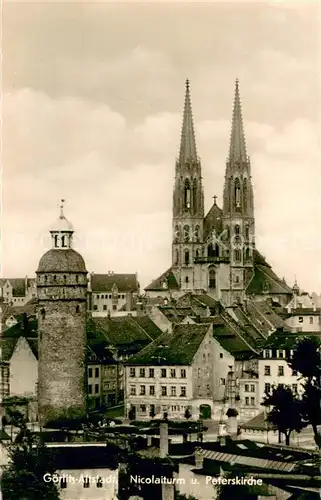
xmin=2 ymin=1 xmax=321 ymax=293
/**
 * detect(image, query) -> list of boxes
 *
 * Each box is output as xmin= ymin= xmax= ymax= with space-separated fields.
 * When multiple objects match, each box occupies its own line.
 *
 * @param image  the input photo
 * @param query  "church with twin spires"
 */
xmin=145 ymin=80 xmax=292 ymax=306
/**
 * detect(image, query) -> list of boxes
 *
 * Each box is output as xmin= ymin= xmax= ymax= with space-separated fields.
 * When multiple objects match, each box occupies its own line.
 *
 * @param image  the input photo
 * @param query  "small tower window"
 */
xmin=63 ymin=275 xmax=67 ymax=283
xmin=192 ymin=179 xmax=197 ymax=214
xmin=185 ymin=276 xmax=189 ymax=284
xmin=53 ymin=275 xmax=57 ymax=281
xmin=195 ymin=249 xmax=199 ymax=259
xmin=44 ymin=275 xmax=47 ymax=283
xmin=194 ymin=225 xmax=200 ymax=242
xmin=243 ymin=179 xmax=248 ymax=213
xmin=174 ymin=225 xmax=180 ymax=243
xmin=76 ymin=305 xmax=80 ymax=313
xmin=209 ymin=268 xmax=216 ymax=289
xmin=245 ymin=225 xmax=249 ymax=239
xmin=244 ymin=247 xmax=250 ymax=261
xmin=76 ymin=275 xmax=79 ymax=283
xmin=54 ymin=235 xmax=59 ymax=248
xmin=234 ymin=249 xmax=241 ymax=262
xmin=184 ymin=249 xmax=190 ymax=266
xmin=175 ymin=250 xmax=179 ymax=265
xmin=235 ymin=178 xmax=241 ymax=210
xmin=61 ymin=235 xmax=67 ymax=248
xmin=234 ymin=225 xmax=240 ymax=235
xmin=183 ymin=225 xmax=190 ymax=243
xmin=184 ymin=179 xmax=191 ymax=209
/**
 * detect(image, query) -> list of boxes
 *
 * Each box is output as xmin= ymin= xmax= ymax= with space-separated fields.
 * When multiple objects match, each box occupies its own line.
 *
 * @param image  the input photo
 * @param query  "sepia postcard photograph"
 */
xmin=0 ymin=1 xmax=321 ymax=499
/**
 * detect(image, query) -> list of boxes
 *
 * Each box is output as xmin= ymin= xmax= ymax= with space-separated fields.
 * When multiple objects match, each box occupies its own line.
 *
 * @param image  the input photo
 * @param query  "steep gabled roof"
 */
xmin=144 ymin=268 xmax=179 ymax=292
xmin=87 ymin=315 xmax=161 ymax=346
xmin=213 ymin=310 xmax=260 ymax=359
xmin=126 ymin=323 xmax=211 ymax=366
xmin=0 ymin=317 xmax=38 ymax=361
xmin=247 ymin=250 xmax=293 ymax=296
xmin=204 ymin=203 xmax=223 ymax=240
xmin=158 ymin=306 xmax=195 ymax=323
xmin=91 ymin=273 xmax=139 ymax=293
xmin=0 ymin=278 xmax=33 ymax=297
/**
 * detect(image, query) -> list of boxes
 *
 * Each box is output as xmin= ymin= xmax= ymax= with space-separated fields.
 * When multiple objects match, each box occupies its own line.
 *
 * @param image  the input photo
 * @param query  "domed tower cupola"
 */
xmin=49 ymin=199 xmax=74 ymax=249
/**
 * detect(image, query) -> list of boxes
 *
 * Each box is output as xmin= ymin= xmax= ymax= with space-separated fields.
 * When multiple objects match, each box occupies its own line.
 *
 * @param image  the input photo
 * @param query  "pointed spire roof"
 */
xmin=178 ymin=79 xmax=198 ymax=164
xmin=228 ymin=79 xmax=248 ymax=164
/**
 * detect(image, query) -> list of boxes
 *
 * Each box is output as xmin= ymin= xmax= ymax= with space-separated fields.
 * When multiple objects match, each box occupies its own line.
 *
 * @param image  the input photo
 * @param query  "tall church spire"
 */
xmin=228 ymin=79 xmax=247 ymax=164
xmin=178 ymin=79 xmax=197 ymax=164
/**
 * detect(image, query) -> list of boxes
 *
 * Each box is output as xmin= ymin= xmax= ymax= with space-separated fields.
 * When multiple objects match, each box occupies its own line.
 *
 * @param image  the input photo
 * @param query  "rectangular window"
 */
xmin=265 ymin=383 xmax=271 ymax=394
xmin=140 ymin=368 xmax=145 ymax=378
xmin=278 ymin=350 xmax=284 ymax=358
xmin=244 ymin=384 xmax=249 ymax=392
xmin=93 ymin=305 xmax=98 ymax=311
xmin=95 ymin=384 xmax=99 ymax=394
xmin=264 ymin=365 xmax=271 ymax=376
xmin=278 ymin=366 xmax=284 ymax=376
xmin=250 ymin=384 xmax=255 ymax=393
xmin=130 ymin=368 xmax=136 ymax=378
xmin=88 ymin=367 xmax=93 ymax=378
xmin=181 ymin=369 xmax=186 ymax=378
xmin=220 ymin=353 xmax=223 ymax=359
xmin=130 ymin=386 xmax=136 ymax=396
xmin=245 ymin=397 xmax=249 ymax=406
xmin=103 ymin=305 xmax=107 ymax=311
xmin=170 ymin=386 xmax=176 ymax=397
xmin=88 ymin=384 xmax=92 ymax=395
xmin=250 ymin=397 xmax=255 ymax=406
xmin=140 ymin=405 xmax=146 ymax=413
xmin=149 ymin=385 xmax=155 ymax=396
xmin=170 ymin=369 xmax=176 ymax=378
xmin=149 ymin=368 xmax=154 ymax=378
xmin=161 ymin=386 xmax=167 ymax=396
xmin=180 ymin=387 xmax=186 ymax=397
xmin=220 ymin=378 xmax=225 ymax=386
xmin=95 ymin=367 xmax=99 ymax=378
xmin=112 ymin=304 xmax=117 ymax=311
xmin=309 ymin=316 xmax=313 ymax=324
xmin=140 ymin=385 xmax=146 ymax=396
xmin=161 ymin=369 xmax=167 ymax=378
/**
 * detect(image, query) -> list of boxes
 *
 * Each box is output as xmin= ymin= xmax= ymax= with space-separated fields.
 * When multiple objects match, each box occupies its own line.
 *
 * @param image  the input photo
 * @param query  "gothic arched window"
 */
xmin=184 ymin=179 xmax=191 ymax=210
xmin=234 ymin=225 xmax=240 ymax=235
xmin=76 ymin=305 xmax=80 ymax=313
xmin=234 ymin=178 xmax=241 ymax=211
xmin=195 ymin=249 xmax=199 ymax=259
xmin=245 ymin=225 xmax=249 ymax=240
xmin=175 ymin=250 xmax=179 ymax=265
xmin=234 ymin=249 xmax=241 ymax=262
xmin=209 ymin=268 xmax=216 ymax=289
xmin=244 ymin=247 xmax=250 ymax=261
xmin=184 ymin=249 xmax=190 ymax=266
xmin=194 ymin=225 xmax=200 ymax=242
xmin=185 ymin=276 xmax=189 ymax=284
xmin=183 ymin=225 xmax=190 ymax=243
xmin=174 ymin=225 xmax=180 ymax=243
xmin=192 ymin=179 xmax=197 ymax=214
xmin=243 ymin=178 xmax=248 ymax=213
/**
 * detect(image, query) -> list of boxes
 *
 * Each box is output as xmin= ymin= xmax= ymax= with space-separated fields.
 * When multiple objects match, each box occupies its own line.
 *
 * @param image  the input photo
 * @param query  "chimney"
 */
xmin=159 ymin=421 xmax=169 ymax=458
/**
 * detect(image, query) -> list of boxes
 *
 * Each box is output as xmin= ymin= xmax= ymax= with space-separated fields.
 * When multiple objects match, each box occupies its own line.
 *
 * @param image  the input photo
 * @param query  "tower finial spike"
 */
xmin=60 ymin=199 xmax=65 ymax=218
xmin=178 ymin=79 xmax=197 ymax=164
xmin=228 ymin=79 xmax=247 ymax=163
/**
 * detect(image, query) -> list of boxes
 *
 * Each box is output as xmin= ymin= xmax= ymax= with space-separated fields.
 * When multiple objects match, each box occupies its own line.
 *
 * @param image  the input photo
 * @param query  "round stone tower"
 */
xmin=37 ymin=201 xmax=88 ymax=426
